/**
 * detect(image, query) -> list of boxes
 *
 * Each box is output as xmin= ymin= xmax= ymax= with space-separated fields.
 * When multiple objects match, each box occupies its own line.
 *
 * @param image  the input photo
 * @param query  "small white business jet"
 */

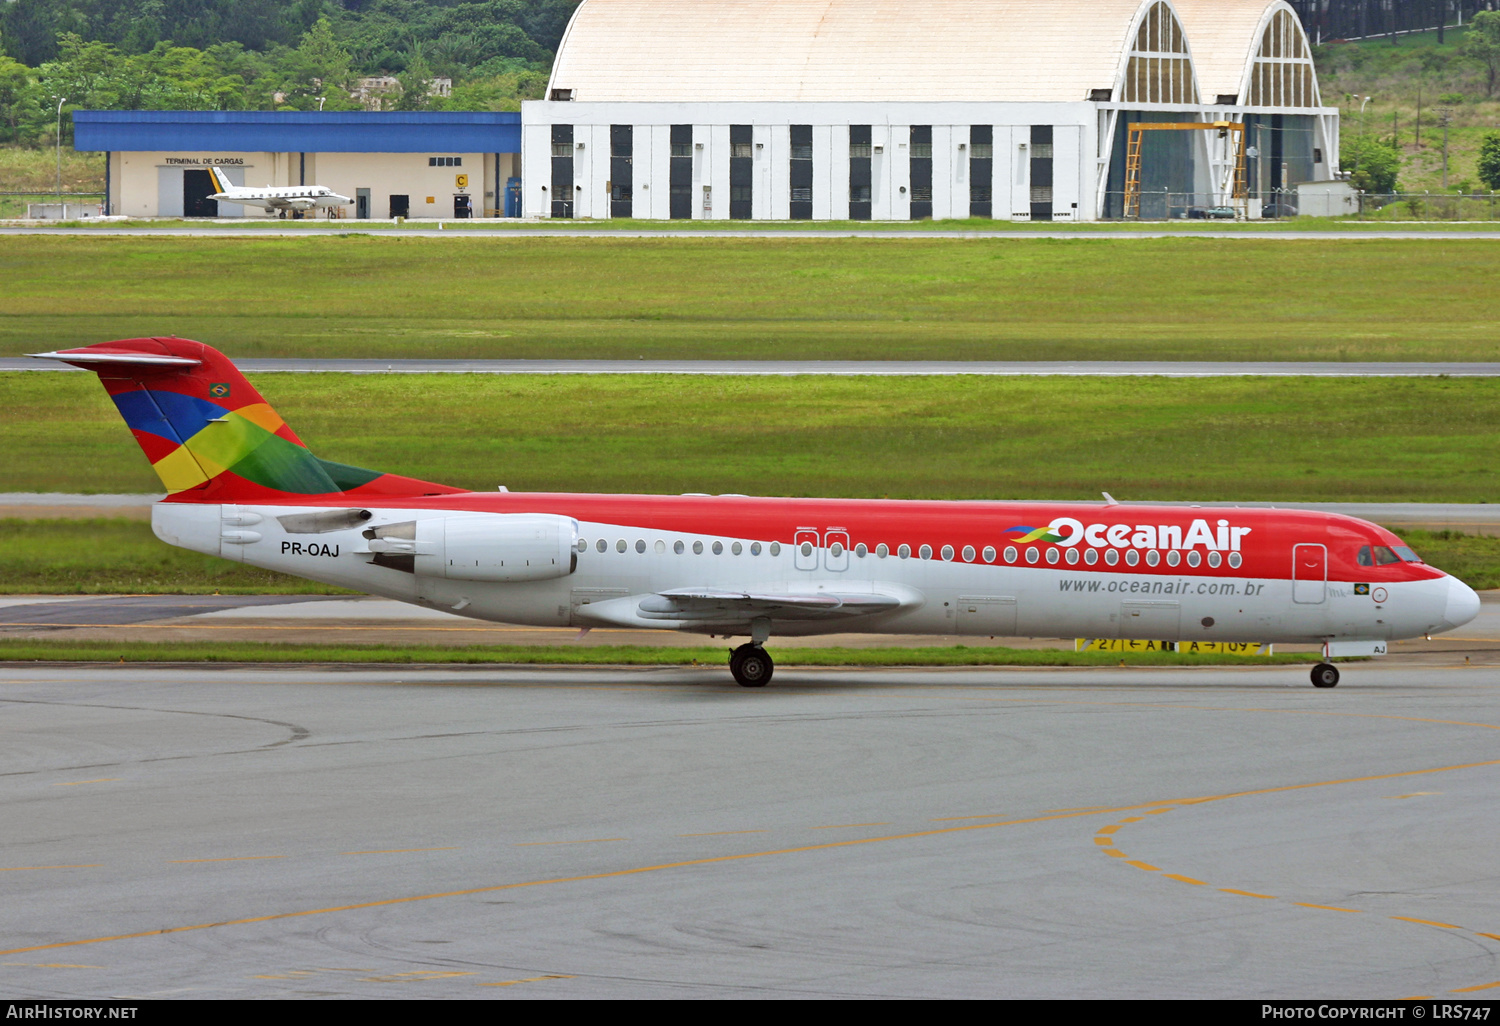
xmin=207 ymin=165 xmax=352 ymax=216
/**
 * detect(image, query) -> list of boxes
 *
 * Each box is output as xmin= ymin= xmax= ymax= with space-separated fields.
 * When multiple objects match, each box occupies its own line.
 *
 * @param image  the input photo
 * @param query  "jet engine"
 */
xmin=411 ymin=513 xmax=578 ymax=582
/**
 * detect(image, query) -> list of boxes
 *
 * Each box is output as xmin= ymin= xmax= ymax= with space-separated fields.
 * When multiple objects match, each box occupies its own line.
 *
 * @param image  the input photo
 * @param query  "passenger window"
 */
xmin=636 ymin=540 xmax=646 ymax=553
xmin=769 ymin=542 xmax=781 ymax=556
xmin=800 ymin=541 xmax=813 ymax=556
xmin=732 ymin=541 xmax=742 ymax=555
xmin=751 ymin=542 xmax=761 ymax=555
xmin=855 ymin=543 xmax=867 ymax=557
xmin=982 ymin=545 xmax=995 ymax=562
xmin=877 ymin=543 xmax=889 ymax=558
xmin=898 ymin=544 xmax=911 ymax=559
xmin=577 ymin=539 xmax=588 ymax=552
xmin=712 ymin=541 xmax=723 ymax=554
xmin=674 ymin=540 xmax=685 ymax=554
xmin=941 ymin=545 xmax=954 ymax=561
xmin=656 ymin=539 xmax=666 ymax=553
xmin=693 ymin=540 xmax=704 ymax=554
xmin=919 ymin=544 xmax=933 ymax=559
xmin=597 ymin=539 xmax=607 ymax=553
xmin=616 ymin=539 xmax=627 ymax=553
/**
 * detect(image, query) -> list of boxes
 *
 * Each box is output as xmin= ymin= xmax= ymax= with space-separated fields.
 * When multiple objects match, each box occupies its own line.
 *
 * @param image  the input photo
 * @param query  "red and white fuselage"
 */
xmin=154 ymin=492 xmax=1479 ymax=647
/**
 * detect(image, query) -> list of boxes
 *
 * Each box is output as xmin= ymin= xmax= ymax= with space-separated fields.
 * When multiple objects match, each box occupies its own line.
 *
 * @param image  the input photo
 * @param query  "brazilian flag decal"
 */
xmin=209 ymin=383 xmax=231 ymax=398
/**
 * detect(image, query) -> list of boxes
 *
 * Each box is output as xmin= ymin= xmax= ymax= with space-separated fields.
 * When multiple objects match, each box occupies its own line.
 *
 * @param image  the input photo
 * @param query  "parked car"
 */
xmin=1261 ymin=201 xmax=1298 ymax=218
xmin=1205 ymin=205 xmax=1237 ymax=219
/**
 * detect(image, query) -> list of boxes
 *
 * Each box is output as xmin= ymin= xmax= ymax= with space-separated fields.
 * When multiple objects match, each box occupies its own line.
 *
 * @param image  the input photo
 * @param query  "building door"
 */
xmin=389 ymin=194 xmax=409 ymax=218
xmin=356 ymin=189 xmax=370 ymax=219
xmin=1293 ymin=544 xmax=1327 ymax=604
xmin=453 ymin=194 xmax=472 ymax=218
xmin=182 ymin=169 xmax=218 ymax=217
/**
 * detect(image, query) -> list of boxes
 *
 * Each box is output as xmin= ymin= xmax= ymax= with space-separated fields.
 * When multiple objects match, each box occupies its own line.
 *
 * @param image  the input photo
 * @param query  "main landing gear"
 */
xmin=1310 ymin=663 xmax=1340 ymax=688
xmin=730 ymin=644 xmax=774 ymax=688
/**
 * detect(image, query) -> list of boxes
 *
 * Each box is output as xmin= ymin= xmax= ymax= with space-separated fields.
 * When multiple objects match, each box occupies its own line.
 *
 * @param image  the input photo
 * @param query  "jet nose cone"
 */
xmin=1443 ymin=576 xmax=1481 ymax=632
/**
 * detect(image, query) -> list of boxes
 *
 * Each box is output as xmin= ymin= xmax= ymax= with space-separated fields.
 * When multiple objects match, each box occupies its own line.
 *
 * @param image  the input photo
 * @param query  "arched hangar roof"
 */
xmin=547 ymin=0 xmax=1320 ymax=108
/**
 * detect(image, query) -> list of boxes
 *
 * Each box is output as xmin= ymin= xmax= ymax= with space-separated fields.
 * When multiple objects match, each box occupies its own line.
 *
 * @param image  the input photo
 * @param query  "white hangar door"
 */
xmin=157 ymin=167 xmax=184 ymax=217
xmin=1052 ymin=126 xmax=1082 ymax=220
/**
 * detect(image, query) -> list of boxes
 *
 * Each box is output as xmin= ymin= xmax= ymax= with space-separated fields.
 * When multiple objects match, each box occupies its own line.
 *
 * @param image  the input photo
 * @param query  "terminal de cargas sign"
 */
xmin=163 ymin=157 xmax=247 ymax=165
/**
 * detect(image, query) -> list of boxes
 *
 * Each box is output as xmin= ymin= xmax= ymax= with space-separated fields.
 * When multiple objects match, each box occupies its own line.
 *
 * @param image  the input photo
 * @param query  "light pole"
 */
xmin=1359 ymin=94 xmax=1373 ymax=136
xmin=55 ymin=96 xmax=67 ymax=217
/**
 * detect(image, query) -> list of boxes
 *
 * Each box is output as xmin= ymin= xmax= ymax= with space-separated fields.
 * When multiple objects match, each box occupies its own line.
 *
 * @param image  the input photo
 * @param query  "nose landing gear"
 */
xmin=1311 ymin=663 xmax=1340 ymax=688
xmin=730 ymin=644 xmax=774 ymax=687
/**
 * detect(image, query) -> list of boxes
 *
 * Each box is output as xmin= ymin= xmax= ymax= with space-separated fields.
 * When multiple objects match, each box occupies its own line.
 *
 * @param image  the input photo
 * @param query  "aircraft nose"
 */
xmin=1442 ymin=576 xmax=1481 ymax=632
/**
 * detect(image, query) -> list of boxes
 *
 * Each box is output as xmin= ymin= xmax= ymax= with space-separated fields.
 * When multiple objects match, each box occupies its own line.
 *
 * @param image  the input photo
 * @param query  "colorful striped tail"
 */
xmin=31 ymin=338 xmax=463 ymax=502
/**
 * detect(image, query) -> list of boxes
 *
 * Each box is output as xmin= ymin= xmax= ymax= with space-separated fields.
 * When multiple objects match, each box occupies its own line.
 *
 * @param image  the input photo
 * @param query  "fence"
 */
xmin=1099 ymin=188 xmax=1500 ymax=221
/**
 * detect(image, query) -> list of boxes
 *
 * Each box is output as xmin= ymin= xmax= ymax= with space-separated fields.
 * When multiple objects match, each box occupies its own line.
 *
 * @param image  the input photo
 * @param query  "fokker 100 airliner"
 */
xmin=34 ymin=338 xmax=1481 ymax=688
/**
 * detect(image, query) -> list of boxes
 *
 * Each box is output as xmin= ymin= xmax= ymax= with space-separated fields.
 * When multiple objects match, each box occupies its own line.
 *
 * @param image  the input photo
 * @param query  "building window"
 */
xmin=1120 ymin=1 xmax=1199 ymax=105
xmin=790 ymin=125 xmax=813 ymax=219
xmin=610 ymin=124 xmax=633 ymax=219
xmin=909 ymin=125 xmax=932 ymax=220
xmin=848 ymin=125 xmax=871 ymax=220
xmin=550 ymin=124 xmax=573 ymax=219
xmin=1247 ymin=9 xmax=1319 ymax=108
xmin=730 ymin=124 xmax=753 ymax=219
xmin=1029 ymin=125 xmax=1054 ymax=222
xmin=429 ymin=156 xmax=462 ymax=166
xmin=970 ymin=125 xmax=993 ymax=219
xmin=670 ymin=124 xmax=692 ymax=219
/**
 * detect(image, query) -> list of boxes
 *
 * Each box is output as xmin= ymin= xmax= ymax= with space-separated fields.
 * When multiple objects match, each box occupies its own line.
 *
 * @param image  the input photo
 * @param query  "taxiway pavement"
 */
xmin=2 ymin=663 xmax=1498 ymax=998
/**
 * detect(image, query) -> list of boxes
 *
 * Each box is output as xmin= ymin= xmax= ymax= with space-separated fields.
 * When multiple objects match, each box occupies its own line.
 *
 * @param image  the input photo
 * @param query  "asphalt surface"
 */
xmin=9 ymin=357 xmax=1500 ymax=376
xmin=5 ymin=224 xmax=1500 ymax=240
xmin=2 ymin=663 xmax=1498 ymax=999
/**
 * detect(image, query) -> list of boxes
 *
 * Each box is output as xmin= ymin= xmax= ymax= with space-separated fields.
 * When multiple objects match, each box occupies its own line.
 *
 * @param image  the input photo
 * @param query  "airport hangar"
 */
xmin=523 ymin=0 xmax=1339 ymax=221
xmin=72 ymin=110 xmax=522 ymax=219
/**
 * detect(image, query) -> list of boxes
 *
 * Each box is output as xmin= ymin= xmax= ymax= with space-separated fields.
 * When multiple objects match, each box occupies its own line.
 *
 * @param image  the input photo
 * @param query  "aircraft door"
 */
xmin=794 ymin=529 xmax=819 ymax=571
xmin=957 ymin=596 xmax=1018 ymax=636
xmin=824 ymin=530 xmax=849 ymax=571
xmin=1119 ymin=601 xmax=1181 ymax=640
xmin=1293 ymin=544 xmax=1327 ymax=604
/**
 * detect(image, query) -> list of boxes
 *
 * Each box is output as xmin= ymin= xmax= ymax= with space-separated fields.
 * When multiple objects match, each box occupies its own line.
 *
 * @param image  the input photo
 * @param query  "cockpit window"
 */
xmin=1360 ymin=543 xmax=1418 ymax=566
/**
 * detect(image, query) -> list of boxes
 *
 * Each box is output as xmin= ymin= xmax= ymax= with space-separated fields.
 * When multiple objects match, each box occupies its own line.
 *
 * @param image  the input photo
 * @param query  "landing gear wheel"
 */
xmin=730 ymin=644 xmax=773 ymax=688
xmin=1311 ymin=663 xmax=1340 ymax=688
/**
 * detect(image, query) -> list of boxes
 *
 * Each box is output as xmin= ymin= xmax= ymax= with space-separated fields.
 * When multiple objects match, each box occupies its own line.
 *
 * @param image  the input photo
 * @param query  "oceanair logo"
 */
xmin=1006 ymin=517 xmax=1252 ymax=552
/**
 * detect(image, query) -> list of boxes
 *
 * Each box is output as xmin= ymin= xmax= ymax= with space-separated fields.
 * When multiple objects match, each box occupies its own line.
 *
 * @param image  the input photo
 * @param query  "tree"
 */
xmin=1479 ymin=132 xmax=1500 ymax=192
xmin=1461 ymin=9 xmax=1500 ymax=98
xmin=1342 ymin=134 xmax=1401 ymax=194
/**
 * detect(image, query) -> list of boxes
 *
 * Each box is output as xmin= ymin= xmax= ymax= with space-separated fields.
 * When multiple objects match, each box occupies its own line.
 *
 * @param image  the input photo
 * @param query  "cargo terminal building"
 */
xmin=74 ymin=110 xmax=521 ymax=219
xmin=522 ymin=0 xmax=1338 ymax=221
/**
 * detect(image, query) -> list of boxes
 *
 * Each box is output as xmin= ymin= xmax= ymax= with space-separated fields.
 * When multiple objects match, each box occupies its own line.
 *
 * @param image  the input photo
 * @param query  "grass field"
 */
xmin=3 ymin=236 xmax=1499 ymax=361
xmin=6 ymin=372 xmax=1499 ymax=502
xmin=2 ymin=518 xmax=1497 ymax=597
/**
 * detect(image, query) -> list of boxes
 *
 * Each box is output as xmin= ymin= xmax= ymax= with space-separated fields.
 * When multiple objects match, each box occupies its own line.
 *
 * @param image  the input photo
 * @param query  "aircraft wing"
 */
xmin=573 ymin=585 xmax=919 ymax=631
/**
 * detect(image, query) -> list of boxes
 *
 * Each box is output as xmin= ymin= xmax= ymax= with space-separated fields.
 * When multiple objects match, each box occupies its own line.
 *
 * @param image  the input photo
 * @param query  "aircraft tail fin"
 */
xmin=207 ymin=165 xmax=236 ymax=195
xmin=30 ymin=338 xmax=464 ymax=503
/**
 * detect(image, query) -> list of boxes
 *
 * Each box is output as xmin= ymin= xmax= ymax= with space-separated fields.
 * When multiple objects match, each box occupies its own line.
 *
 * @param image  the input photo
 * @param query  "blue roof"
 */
xmin=73 ymin=110 xmax=520 ymax=153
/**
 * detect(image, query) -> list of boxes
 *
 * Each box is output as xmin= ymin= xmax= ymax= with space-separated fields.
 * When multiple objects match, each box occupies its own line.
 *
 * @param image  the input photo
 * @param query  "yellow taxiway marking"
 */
xmin=1478 ymin=933 xmax=1500 ymax=942
xmin=2 ymin=963 xmax=102 ymax=969
xmin=1125 ymin=861 xmax=1160 ymax=871
xmin=1102 ymin=849 xmax=1129 ymax=858
xmin=1390 ymin=916 xmax=1461 ymax=929
xmin=1096 ymin=825 xmax=1121 ymax=835
xmin=1118 ymin=817 xmax=1143 ymax=823
xmin=342 ymin=848 xmax=459 ymax=855
xmin=1220 ymin=888 xmax=1278 ymax=899
xmin=1451 ymin=981 xmax=1500 ymax=993
xmin=811 ymin=823 xmax=891 ymax=830
xmin=52 ymin=779 xmax=119 ymax=786
xmin=677 ymin=830 xmax=769 ymax=837
xmin=1092 ymin=837 xmax=1114 ymax=846
xmin=0 ymin=865 xmax=101 ymax=872
xmin=479 ymin=974 xmax=576 ymax=988
xmin=11 ymin=753 xmax=1500 ymax=959
xmin=1295 ymin=903 xmax=1361 ymax=914
xmin=1384 ymin=792 xmax=1441 ymax=799
xmin=361 ymin=970 xmax=474 ymax=983
xmin=513 ymin=838 xmax=627 ymax=847
xmin=1163 ymin=874 xmax=1208 ymax=885
xmin=168 ymin=856 xmax=286 ymax=864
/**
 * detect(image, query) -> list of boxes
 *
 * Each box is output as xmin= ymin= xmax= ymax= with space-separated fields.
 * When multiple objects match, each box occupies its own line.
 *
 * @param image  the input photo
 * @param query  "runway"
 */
xmin=8 ymin=357 xmax=1500 ymax=377
xmin=2 ymin=663 xmax=1499 ymax=998
xmin=4 ymin=224 xmax=1500 ymax=241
